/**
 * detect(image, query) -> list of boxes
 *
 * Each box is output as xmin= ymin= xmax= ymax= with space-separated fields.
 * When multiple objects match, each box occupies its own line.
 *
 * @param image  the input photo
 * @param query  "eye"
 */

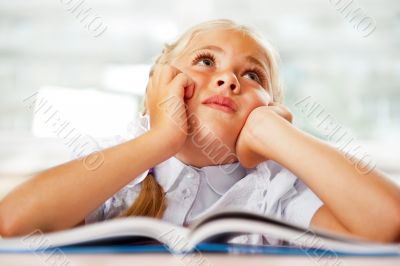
xmin=200 ymin=58 xmax=214 ymax=66
xmin=192 ymin=52 xmax=216 ymax=67
xmin=244 ymin=72 xmax=261 ymax=83
xmin=243 ymin=68 xmax=266 ymax=86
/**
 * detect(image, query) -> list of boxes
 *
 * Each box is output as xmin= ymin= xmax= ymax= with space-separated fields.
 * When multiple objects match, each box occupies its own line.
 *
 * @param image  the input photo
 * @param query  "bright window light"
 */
xmin=31 ymin=86 xmax=138 ymax=138
xmin=102 ymin=64 xmax=151 ymax=95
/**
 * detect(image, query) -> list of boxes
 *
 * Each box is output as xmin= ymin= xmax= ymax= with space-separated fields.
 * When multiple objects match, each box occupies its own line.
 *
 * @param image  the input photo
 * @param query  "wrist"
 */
xmin=248 ymin=109 xmax=288 ymax=161
xmin=147 ymin=128 xmax=186 ymax=155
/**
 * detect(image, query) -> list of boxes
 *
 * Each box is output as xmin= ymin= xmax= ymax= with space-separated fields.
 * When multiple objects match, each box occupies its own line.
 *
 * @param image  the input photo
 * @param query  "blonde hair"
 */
xmin=120 ymin=19 xmax=283 ymax=219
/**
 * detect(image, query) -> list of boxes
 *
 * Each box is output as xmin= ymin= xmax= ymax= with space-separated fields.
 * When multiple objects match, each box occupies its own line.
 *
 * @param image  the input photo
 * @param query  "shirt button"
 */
xmin=186 ymin=171 xmax=195 ymax=179
xmin=112 ymin=197 xmax=122 ymax=208
xmin=182 ymin=188 xmax=191 ymax=199
xmin=262 ymin=189 xmax=268 ymax=197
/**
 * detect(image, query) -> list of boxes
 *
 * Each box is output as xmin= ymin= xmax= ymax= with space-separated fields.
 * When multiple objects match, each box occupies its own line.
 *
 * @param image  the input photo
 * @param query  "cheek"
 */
xmin=241 ymin=92 xmax=269 ymax=116
xmin=170 ymin=61 xmax=208 ymax=86
xmin=183 ymin=71 xmax=211 ymax=107
xmin=186 ymin=71 xmax=210 ymax=88
xmin=254 ymin=89 xmax=272 ymax=104
xmin=183 ymin=71 xmax=211 ymax=111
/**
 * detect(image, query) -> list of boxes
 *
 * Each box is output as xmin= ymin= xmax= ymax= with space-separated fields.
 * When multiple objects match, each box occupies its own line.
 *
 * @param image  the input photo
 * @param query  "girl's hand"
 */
xmin=235 ymin=103 xmax=293 ymax=168
xmin=146 ymin=64 xmax=195 ymax=151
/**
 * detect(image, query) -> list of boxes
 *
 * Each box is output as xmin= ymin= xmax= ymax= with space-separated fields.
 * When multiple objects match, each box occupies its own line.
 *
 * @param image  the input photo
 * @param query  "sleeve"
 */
xmin=281 ymin=178 xmax=323 ymax=228
xmin=84 ymin=181 xmax=145 ymax=224
xmin=257 ymin=160 xmax=323 ymax=229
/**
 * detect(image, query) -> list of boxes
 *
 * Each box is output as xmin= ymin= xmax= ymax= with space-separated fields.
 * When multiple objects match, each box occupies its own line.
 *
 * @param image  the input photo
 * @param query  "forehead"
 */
xmin=182 ymin=28 xmax=269 ymax=63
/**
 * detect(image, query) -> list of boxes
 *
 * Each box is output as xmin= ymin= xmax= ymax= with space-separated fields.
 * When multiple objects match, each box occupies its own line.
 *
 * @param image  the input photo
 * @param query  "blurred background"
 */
xmin=0 ymin=0 xmax=399 ymax=198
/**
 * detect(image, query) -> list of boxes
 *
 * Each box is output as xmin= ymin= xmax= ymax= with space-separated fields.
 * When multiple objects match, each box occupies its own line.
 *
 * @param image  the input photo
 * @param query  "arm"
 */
xmin=0 ymin=129 xmax=179 ymax=237
xmin=0 ymin=64 xmax=195 ymax=237
xmin=237 ymin=106 xmax=400 ymax=243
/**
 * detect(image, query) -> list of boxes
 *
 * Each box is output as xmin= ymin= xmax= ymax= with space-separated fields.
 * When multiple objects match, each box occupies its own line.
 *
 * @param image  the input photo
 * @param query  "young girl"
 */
xmin=0 ymin=19 xmax=399 ymax=244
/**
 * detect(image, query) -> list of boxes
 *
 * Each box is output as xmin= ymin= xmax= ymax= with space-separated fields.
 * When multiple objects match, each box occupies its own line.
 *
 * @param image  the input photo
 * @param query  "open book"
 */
xmin=0 ymin=209 xmax=399 ymax=256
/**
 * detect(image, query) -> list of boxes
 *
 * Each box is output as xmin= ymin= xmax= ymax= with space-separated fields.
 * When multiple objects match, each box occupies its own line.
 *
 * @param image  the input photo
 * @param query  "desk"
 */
xmin=0 ymin=253 xmax=398 ymax=266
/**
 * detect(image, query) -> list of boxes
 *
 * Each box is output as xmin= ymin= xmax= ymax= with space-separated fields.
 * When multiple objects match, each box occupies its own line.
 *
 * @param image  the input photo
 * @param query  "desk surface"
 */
xmin=0 ymin=253 xmax=398 ymax=266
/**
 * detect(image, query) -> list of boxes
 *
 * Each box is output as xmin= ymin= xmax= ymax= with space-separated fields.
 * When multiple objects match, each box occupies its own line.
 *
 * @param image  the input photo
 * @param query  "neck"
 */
xmin=175 ymin=136 xmax=238 ymax=168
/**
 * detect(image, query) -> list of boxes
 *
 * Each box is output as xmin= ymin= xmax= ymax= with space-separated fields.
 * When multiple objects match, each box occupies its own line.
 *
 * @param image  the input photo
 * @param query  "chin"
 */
xmin=187 ymin=105 xmax=241 ymax=144
xmin=192 ymin=119 xmax=237 ymax=149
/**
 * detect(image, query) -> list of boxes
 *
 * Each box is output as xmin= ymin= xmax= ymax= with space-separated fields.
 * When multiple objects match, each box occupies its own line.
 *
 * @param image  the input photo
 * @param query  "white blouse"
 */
xmin=76 ymin=113 xmax=323 ymax=246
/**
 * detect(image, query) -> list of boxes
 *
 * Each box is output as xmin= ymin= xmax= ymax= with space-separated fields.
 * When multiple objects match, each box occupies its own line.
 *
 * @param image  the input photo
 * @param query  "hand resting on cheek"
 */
xmin=235 ymin=103 xmax=293 ymax=168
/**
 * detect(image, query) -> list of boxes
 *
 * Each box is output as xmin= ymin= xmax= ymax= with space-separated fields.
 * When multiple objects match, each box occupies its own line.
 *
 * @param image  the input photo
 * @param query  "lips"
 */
xmin=202 ymin=94 xmax=238 ymax=113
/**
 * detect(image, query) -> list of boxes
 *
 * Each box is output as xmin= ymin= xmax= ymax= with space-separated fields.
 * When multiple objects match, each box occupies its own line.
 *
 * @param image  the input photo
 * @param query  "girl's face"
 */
xmin=171 ymin=28 xmax=273 ymax=165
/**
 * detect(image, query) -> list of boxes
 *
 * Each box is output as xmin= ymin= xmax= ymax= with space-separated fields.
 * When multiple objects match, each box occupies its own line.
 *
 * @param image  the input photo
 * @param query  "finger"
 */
xmin=148 ymin=64 xmax=160 ymax=89
xmin=145 ymin=75 xmax=153 ymax=97
xmin=150 ymin=63 xmax=171 ymax=86
xmin=162 ymin=65 xmax=182 ymax=84
xmin=184 ymin=82 xmax=195 ymax=99
xmin=170 ymin=65 xmax=195 ymax=99
xmin=170 ymin=73 xmax=196 ymax=99
xmin=148 ymin=65 xmax=155 ymax=77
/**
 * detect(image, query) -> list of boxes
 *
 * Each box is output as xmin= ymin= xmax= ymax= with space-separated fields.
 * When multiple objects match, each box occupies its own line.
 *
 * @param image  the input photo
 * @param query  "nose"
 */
xmin=215 ymin=72 xmax=240 ymax=94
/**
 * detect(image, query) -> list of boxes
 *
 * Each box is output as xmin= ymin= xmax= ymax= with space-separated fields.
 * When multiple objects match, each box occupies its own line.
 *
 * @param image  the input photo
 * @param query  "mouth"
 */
xmin=201 ymin=94 xmax=238 ymax=113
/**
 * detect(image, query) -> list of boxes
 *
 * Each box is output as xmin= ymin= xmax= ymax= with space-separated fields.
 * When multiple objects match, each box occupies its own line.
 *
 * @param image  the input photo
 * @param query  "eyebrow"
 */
xmin=245 ymin=55 xmax=268 ymax=73
xmin=190 ymin=45 xmax=223 ymax=55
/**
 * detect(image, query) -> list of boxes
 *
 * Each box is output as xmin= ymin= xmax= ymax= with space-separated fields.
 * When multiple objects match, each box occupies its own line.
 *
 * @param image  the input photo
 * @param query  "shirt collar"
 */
xmin=153 ymin=156 xmax=186 ymax=192
xmin=154 ymin=156 xmax=247 ymax=195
